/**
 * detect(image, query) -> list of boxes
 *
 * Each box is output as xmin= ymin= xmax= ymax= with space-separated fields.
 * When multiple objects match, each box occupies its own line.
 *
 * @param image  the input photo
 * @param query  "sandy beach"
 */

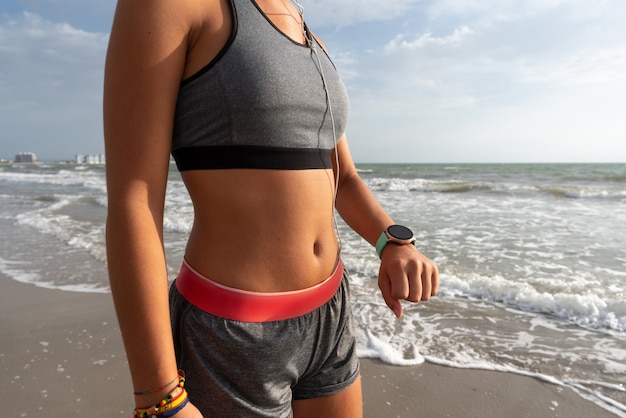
xmin=1 ymin=272 xmax=618 ymax=418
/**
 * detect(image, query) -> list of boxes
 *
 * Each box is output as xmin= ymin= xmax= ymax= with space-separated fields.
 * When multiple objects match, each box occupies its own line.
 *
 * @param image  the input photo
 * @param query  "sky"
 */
xmin=1 ymin=0 xmax=625 ymax=163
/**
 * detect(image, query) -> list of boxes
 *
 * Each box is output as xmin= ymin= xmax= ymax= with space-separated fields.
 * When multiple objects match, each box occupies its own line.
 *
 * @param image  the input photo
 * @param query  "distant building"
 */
xmin=75 ymin=154 xmax=106 ymax=164
xmin=15 ymin=152 xmax=37 ymax=163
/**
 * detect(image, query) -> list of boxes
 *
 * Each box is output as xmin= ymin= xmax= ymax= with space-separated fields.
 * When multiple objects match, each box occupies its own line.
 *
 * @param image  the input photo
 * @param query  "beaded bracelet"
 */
xmin=134 ymin=388 xmax=188 ymax=418
xmin=134 ymin=373 xmax=187 ymax=418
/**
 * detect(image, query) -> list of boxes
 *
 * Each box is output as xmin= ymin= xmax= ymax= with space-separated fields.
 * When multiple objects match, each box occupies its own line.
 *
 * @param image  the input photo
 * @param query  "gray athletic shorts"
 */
xmin=169 ymin=271 xmax=360 ymax=418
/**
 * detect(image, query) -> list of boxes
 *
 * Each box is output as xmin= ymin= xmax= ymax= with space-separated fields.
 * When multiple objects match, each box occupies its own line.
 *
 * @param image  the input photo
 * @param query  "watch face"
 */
xmin=388 ymin=224 xmax=413 ymax=240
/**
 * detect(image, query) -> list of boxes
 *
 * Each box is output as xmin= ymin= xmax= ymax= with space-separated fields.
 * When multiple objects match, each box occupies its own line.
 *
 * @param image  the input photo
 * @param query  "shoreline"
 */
xmin=1 ymin=272 xmax=619 ymax=417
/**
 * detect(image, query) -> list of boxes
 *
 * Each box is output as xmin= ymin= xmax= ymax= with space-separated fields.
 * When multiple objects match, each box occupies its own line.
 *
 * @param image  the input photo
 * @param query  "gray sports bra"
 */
xmin=171 ymin=0 xmax=350 ymax=171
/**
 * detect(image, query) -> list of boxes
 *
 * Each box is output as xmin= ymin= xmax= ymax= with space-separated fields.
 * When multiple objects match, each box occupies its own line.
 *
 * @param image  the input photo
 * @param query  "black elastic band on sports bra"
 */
xmin=172 ymin=145 xmax=333 ymax=171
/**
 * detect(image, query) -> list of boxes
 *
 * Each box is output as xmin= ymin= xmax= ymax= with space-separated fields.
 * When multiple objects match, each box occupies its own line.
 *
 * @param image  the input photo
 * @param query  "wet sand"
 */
xmin=1 ymin=272 xmax=618 ymax=417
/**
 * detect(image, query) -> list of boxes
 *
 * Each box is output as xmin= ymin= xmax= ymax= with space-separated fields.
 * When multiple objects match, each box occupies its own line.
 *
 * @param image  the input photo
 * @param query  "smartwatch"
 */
xmin=375 ymin=224 xmax=417 ymax=259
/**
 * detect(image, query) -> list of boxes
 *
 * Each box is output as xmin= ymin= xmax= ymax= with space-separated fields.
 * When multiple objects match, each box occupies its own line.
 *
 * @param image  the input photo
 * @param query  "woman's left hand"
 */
xmin=377 ymin=244 xmax=439 ymax=318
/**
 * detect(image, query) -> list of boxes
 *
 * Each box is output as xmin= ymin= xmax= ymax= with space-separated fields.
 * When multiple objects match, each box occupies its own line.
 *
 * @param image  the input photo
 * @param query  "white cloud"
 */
xmin=13 ymin=0 xmax=114 ymax=29
xmin=517 ymin=47 xmax=626 ymax=86
xmin=425 ymin=0 xmax=582 ymax=19
xmin=384 ymin=26 xmax=473 ymax=52
xmin=0 ymin=12 xmax=108 ymax=159
xmin=299 ymin=0 xmax=423 ymax=27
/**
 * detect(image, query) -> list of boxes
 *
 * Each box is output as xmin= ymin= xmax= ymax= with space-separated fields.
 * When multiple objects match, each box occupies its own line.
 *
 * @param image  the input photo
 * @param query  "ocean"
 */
xmin=1 ymin=162 xmax=625 ymax=416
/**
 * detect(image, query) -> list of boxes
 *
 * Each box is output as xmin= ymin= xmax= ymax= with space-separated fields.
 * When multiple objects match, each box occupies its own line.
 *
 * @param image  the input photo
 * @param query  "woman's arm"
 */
xmin=103 ymin=0 xmax=200 ymax=413
xmin=332 ymin=136 xmax=439 ymax=318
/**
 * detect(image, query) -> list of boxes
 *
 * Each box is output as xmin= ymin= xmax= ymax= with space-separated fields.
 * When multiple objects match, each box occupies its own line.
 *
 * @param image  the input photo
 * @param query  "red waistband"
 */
xmin=175 ymin=259 xmax=344 ymax=322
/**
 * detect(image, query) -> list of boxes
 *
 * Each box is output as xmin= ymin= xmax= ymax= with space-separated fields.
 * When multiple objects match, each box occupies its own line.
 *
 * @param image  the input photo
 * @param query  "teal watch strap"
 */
xmin=375 ymin=231 xmax=388 ymax=259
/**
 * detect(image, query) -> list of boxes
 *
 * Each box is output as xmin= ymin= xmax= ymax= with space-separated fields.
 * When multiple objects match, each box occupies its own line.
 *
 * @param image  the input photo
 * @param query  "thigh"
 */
xmin=292 ymin=377 xmax=363 ymax=418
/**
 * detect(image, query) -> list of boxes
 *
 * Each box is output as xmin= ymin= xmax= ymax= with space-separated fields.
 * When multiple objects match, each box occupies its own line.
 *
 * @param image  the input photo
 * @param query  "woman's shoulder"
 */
xmin=110 ymin=0 xmax=226 ymax=38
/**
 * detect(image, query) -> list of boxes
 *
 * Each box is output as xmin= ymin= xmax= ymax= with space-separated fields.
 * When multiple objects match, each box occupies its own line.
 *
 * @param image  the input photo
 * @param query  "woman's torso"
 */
xmin=175 ymin=0 xmax=348 ymax=291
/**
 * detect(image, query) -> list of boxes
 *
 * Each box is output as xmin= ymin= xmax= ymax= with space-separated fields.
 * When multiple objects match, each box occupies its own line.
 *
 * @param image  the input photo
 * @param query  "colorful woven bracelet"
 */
xmin=155 ymin=396 xmax=189 ymax=418
xmin=134 ymin=373 xmax=187 ymax=418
